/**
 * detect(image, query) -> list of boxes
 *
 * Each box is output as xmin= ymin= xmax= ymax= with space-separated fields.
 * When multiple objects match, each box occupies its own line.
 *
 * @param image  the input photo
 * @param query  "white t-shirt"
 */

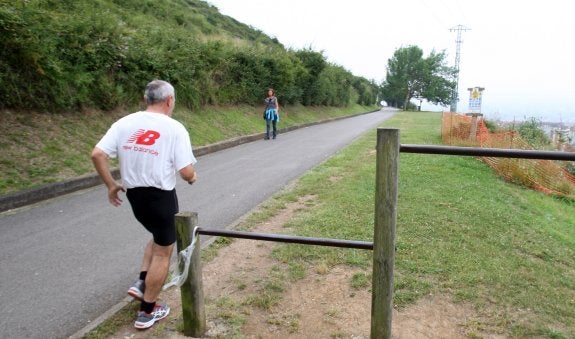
xmin=96 ymin=111 xmax=197 ymax=190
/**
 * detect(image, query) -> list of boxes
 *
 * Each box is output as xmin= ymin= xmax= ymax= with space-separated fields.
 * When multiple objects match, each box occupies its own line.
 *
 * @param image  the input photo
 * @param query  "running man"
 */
xmin=91 ymin=80 xmax=197 ymax=329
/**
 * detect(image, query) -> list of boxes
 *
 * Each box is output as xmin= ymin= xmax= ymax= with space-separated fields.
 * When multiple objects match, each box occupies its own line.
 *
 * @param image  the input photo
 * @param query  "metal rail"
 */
xmin=177 ymin=136 xmax=574 ymax=338
xmin=195 ymin=145 xmax=574 ymax=252
xmin=196 ymin=227 xmax=373 ymax=250
xmin=400 ymin=144 xmax=575 ymax=161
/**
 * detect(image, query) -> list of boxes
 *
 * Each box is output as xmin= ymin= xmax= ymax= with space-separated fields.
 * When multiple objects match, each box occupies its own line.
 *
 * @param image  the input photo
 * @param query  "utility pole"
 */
xmin=449 ymin=24 xmax=471 ymax=113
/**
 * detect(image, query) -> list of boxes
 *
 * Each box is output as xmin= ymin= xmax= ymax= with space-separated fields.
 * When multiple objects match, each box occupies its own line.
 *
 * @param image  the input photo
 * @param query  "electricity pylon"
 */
xmin=449 ymin=25 xmax=470 ymax=113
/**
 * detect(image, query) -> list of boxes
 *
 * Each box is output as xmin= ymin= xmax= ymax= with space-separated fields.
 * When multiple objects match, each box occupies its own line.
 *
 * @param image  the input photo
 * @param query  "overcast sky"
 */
xmin=207 ymin=0 xmax=574 ymax=124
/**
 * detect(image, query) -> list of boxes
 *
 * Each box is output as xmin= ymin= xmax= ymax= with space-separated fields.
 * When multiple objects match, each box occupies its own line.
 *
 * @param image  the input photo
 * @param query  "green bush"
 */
xmin=517 ymin=117 xmax=552 ymax=149
xmin=0 ymin=0 xmax=381 ymax=113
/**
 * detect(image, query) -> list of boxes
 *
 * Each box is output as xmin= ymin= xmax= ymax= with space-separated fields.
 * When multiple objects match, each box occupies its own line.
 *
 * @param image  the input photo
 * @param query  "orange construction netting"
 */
xmin=442 ymin=112 xmax=575 ymax=198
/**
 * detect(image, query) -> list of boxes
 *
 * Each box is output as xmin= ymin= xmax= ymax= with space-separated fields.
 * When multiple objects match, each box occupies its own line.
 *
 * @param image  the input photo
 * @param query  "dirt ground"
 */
xmin=107 ymin=197 xmax=479 ymax=338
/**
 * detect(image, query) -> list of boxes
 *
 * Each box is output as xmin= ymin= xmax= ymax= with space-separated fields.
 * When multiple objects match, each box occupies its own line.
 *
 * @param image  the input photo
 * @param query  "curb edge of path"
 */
xmin=0 ymin=109 xmax=381 ymax=214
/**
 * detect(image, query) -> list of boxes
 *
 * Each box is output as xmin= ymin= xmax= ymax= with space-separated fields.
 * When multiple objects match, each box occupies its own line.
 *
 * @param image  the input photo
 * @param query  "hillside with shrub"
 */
xmin=0 ymin=0 xmax=381 ymax=195
xmin=0 ymin=0 xmax=380 ymax=112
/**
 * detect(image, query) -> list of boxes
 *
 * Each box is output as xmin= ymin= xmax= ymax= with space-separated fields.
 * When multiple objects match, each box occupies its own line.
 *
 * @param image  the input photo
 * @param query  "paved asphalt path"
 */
xmin=0 ymin=108 xmax=396 ymax=338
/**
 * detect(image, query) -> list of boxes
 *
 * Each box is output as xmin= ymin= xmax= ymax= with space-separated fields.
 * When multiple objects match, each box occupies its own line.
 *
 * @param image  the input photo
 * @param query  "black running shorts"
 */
xmin=126 ymin=187 xmax=179 ymax=246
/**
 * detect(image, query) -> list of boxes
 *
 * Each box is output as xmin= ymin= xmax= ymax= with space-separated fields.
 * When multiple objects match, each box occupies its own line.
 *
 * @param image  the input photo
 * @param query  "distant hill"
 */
xmin=0 ymin=0 xmax=380 ymax=113
xmin=107 ymin=0 xmax=284 ymax=47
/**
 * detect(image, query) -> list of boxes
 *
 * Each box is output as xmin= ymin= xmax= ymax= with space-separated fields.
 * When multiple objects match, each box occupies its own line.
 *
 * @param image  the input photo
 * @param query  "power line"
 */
xmin=453 ymin=1 xmax=469 ymax=26
xmin=437 ymin=0 xmax=458 ymax=22
xmin=449 ymin=24 xmax=471 ymax=112
xmin=418 ymin=0 xmax=449 ymax=29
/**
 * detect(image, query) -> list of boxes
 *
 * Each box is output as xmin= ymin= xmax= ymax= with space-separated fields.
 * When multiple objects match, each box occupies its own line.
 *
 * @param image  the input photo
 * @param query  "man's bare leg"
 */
xmin=139 ymin=240 xmax=154 ymax=272
xmin=143 ymin=242 xmax=174 ymax=303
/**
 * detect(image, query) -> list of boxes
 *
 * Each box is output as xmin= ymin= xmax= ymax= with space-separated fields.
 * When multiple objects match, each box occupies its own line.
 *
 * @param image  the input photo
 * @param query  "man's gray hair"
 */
xmin=144 ymin=80 xmax=175 ymax=105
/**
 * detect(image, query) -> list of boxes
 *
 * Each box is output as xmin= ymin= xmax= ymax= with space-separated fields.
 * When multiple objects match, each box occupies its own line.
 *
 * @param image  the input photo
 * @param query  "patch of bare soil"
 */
xmin=107 ymin=196 xmax=477 ymax=338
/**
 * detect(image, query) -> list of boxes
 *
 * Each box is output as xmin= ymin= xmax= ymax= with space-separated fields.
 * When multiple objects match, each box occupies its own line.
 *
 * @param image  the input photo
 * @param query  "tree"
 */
xmin=382 ymin=46 xmax=455 ymax=110
xmin=421 ymin=50 xmax=457 ymax=106
xmin=382 ymin=46 xmax=423 ymax=109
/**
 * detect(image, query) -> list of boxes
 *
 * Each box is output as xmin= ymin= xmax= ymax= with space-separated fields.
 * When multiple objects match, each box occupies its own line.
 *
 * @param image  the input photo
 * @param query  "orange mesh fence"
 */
xmin=442 ymin=112 xmax=575 ymax=198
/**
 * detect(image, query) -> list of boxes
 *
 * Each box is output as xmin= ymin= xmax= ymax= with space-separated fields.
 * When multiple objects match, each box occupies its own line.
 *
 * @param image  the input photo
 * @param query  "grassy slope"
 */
xmin=0 ymin=104 xmax=376 ymax=195
xmin=239 ymin=111 xmax=575 ymax=337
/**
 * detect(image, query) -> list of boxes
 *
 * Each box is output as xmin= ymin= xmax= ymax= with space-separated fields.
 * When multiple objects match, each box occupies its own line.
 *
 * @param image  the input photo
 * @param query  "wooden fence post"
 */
xmin=371 ymin=128 xmax=399 ymax=338
xmin=175 ymin=212 xmax=206 ymax=337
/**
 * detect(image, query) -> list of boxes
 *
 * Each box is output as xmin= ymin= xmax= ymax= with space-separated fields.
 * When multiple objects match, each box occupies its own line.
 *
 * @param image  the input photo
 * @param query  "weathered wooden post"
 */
xmin=465 ymin=113 xmax=483 ymax=143
xmin=371 ymin=128 xmax=399 ymax=338
xmin=175 ymin=212 xmax=206 ymax=337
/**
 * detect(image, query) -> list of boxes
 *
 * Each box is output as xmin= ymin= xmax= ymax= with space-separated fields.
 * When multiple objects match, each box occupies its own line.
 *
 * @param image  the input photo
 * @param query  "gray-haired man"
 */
xmin=91 ymin=80 xmax=197 ymax=329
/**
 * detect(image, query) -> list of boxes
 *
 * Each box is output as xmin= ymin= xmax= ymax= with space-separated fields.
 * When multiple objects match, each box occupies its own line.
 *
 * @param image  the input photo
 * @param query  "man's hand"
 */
xmin=107 ymin=182 xmax=126 ymax=207
xmin=187 ymin=170 xmax=197 ymax=185
xmin=179 ymin=164 xmax=197 ymax=185
xmin=92 ymin=147 xmax=125 ymax=206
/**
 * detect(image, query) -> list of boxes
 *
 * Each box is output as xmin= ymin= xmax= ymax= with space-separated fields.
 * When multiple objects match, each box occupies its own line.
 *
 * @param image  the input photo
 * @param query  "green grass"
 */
xmin=244 ymin=111 xmax=574 ymax=337
xmin=0 ymin=103 xmax=376 ymax=195
xmin=84 ymin=110 xmax=574 ymax=337
xmin=83 ymin=302 xmax=139 ymax=339
xmin=205 ymin=296 xmax=247 ymax=337
xmin=350 ymin=272 xmax=370 ymax=290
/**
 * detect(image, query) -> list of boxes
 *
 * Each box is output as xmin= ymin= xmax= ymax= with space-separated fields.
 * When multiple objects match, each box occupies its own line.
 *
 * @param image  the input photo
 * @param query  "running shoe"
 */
xmin=134 ymin=303 xmax=170 ymax=329
xmin=127 ymin=279 xmax=145 ymax=300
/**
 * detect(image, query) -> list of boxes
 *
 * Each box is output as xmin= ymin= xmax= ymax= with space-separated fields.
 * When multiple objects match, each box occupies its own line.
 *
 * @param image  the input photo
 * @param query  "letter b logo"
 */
xmin=136 ymin=130 xmax=160 ymax=145
xmin=128 ymin=129 xmax=161 ymax=145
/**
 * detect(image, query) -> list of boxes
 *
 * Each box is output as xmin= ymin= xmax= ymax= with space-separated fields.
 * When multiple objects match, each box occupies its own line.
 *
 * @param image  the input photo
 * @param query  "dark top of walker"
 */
xmin=264 ymin=96 xmax=277 ymax=110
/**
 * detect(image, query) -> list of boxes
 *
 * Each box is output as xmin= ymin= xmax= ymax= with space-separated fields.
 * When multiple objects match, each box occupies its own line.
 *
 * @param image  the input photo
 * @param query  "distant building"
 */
xmin=543 ymin=123 xmax=575 ymax=146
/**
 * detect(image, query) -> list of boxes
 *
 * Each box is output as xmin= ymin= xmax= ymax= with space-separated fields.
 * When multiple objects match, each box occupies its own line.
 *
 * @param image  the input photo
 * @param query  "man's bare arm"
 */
xmin=91 ymin=147 xmax=125 ymax=206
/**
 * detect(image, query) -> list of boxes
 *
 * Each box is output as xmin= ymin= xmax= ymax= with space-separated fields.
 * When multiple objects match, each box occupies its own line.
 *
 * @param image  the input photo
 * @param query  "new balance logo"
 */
xmin=127 ymin=129 xmax=161 ymax=145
